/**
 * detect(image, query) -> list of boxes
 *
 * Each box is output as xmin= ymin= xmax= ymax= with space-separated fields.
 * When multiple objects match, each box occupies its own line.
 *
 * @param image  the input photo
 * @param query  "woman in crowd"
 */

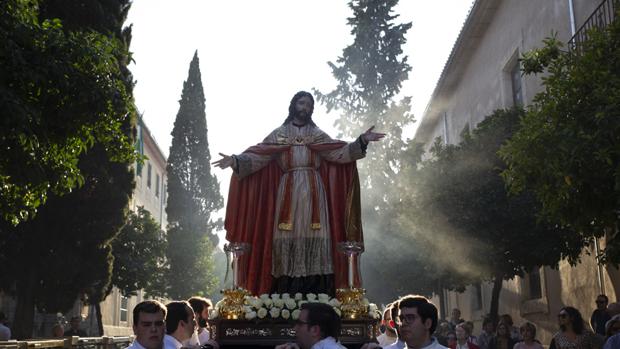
xmin=550 ymin=306 xmax=598 ymax=349
xmin=450 ymin=323 xmax=480 ymax=349
xmin=514 ymin=322 xmax=543 ymax=349
xmin=489 ymin=321 xmax=517 ymax=349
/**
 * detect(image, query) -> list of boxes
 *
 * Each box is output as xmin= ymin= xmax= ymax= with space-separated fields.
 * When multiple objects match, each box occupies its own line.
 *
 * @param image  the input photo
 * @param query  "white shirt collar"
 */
xmin=164 ymin=334 xmax=183 ymax=349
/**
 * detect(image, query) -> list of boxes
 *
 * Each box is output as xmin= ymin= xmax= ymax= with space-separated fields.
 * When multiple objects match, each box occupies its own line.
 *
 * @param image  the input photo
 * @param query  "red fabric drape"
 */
xmin=224 ymin=142 xmax=363 ymax=295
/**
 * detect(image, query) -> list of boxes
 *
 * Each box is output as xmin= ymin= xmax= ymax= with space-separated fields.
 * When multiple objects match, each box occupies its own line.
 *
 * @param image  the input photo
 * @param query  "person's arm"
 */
xmin=549 ymin=338 xmax=556 ymax=349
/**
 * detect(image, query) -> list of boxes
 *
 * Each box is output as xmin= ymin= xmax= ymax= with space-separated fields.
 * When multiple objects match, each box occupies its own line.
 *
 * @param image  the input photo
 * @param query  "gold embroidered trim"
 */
xmin=311 ymin=223 xmax=321 ymax=230
xmin=278 ymin=222 xmax=293 ymax=231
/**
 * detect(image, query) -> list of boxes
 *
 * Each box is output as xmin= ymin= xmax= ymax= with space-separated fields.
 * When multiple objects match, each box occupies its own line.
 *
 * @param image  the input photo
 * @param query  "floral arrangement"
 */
xmin=211 ymin=292 xmax=381 ymax=321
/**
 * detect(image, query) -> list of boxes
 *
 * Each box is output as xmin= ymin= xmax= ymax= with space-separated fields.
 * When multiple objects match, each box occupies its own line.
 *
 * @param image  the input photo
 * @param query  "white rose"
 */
xmin=271 ymin=293 xmax=281 ymax=300
xmin=257 ymin=308 xmax=268 ymax=319
xmin=243 ymin=305 xmax=253 ymax=313
xmin=362 ymin=298 xmax=370 ymax=306
xmin=251 ymin=298 xmax=263 ymax=309
xmin=282 ymin=293 xmax=291 ymax=299
xmin=274 ymin=299 xmax=285 ymax=308
xmin=269 ymin=307 xmax=281 ymax=318
xmin=294 ymin=293 xmax=303 ymax=300
xmin=281 ymin=309 xmax=291 ymax=319
xmin=259 ymin=294 xmax=270 ymax=300
xmin=328 ymin=298 xmax=341 ymax=307
xmin=370 ymin=310 xmax=381 ymax=319
xmin=297 ymin=300 xmax=307 ymax=308
xmin=285 ymin=299 xmax=297 ymax=310
xmin=318 ymin=293 xmax=330 ymax=301
xmin=263 ymin=298 xmax=273 ymax=308
xmin=292 ymin=309 xmax=301 ymax=320
xmin=245 ymin=311 xmax=257 ymax=320
xmin=306 ymin=293 xmax=317 ymax=301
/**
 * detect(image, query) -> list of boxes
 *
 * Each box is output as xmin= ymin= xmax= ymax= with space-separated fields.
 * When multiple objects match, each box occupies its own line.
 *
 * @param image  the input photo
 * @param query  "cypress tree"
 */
xmin=166 ymin=52 xmax=222 ymax=299
xmin=313 ymin=0 xmax=415 ymax=302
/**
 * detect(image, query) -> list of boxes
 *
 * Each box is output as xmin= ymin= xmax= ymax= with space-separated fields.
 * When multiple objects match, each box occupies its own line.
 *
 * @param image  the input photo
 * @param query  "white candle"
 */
xmin=348 ymin=254 xmax=354 ymax=288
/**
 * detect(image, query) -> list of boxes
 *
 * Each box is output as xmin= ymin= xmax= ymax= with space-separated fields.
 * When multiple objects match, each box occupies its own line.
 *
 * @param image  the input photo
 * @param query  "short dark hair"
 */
xmin=283 ymin=91 xmax=315 ymax=126
xmin=482 ymin=316 xmax=494 ymax=327
xmin=133 ymin=300 xmax=167 ymax=325
xmin=301 ymin=302 xmax=341 ymax=339
xmin=188 ymin=296 xmax=212 ymax=317
xmin=166 ymin=301 xmax=192 ymax=334
xmin=597 ymin=294 xmax=609 ymax=302
xmin=397 ymin=295 xmax=439 ymax=335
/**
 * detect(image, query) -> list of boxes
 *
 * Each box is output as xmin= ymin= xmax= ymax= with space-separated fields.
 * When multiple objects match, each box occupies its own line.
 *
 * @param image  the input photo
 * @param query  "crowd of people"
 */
xmin=3 ymin=293 xmax=620 ymax=349
xmin=362 ymin=293 xmax=620 ymax=349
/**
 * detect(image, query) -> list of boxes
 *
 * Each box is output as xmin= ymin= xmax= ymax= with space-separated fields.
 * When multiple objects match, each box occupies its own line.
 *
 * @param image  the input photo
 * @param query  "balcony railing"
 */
xmin=568 ymin=0 xmax=619 ymax=54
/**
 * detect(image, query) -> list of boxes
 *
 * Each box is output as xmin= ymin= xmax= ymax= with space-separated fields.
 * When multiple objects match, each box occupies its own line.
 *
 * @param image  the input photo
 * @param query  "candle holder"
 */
xmin=219 ymin=242 xmax=251 ymax=319
xmin=223 ymin=242 xmax=251 ymax=289
xmin=336 ymin=241 xmax=366 ymax=319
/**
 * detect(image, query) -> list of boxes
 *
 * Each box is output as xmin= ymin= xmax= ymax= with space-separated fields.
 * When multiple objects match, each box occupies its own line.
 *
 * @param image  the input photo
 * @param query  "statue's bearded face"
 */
xmin=294 ymin=95 xmax=314 ymax=124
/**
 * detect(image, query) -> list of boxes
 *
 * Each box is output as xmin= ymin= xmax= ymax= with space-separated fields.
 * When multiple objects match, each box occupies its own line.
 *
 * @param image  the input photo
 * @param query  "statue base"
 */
xmin=208 ymin=318 xmax=379 ymax=348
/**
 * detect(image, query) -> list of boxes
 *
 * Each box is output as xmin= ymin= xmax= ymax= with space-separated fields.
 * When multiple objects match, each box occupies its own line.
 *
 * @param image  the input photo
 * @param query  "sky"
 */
xmin=126 ymin=0 xmax=474 ymax=242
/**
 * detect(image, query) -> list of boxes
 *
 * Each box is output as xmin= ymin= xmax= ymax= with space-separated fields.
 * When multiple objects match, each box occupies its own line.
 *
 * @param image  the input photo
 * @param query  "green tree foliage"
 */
xmin=405 ymin=108 xmax=588 ymax=320
xmin=111 ymin=207 xmax=167 ymax=297
xmin=0 ymin=0 xmax=136 ymax=225
xmin=0 ymin=0 xmax=136 ymax=338
xmin=313 ymin=0 xmax=415 ymax=303
xmin=165 ymin=52 xmax=222 ymax=299
xmin=500 ymin=18 xmax=620 ymax=263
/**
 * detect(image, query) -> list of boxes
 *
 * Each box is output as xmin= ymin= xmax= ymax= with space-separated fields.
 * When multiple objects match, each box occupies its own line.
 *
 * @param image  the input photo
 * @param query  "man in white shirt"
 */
xmin=127 ymin=300 xmax=167 ymax=349
xmin=395 ymin=295 xmax=447 ymax=349
xmin=164 ymin=301 xmax=196 ymax=349
xmin=187 ymin=296 xmax=218 ymax=348
xmin=275 ymin=302 xmax=346 ymax=349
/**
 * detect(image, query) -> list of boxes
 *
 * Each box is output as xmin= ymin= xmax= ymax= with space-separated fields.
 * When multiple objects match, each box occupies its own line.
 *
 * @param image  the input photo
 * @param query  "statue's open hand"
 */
xmin=212 ymin=152 xmax=234 ymax=169
xmin=361 ymin=126 xmax=386 ymax=143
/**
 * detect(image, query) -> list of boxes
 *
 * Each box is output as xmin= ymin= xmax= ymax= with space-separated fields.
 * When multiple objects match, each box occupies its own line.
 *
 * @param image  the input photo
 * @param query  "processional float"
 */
xmin=208 ymin=241 xmax=380 ymax=347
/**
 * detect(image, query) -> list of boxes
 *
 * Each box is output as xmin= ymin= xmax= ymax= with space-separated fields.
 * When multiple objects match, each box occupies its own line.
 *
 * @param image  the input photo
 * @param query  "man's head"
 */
xmin=188 ymin=296 xmax=212 ymax=328
xmin=132 ymin=300 xmax=167 ymax=349
xmin=482 ymin=317 xmax=495 ymax=334
xmin=451 ymin=308 xmax=461 ymax=321
xmin=165 ymin=301 xmax=196 ymax=342
xmin=294 ymin=302 xmax=340 ymax=349
xmin=596 ymin=294 xmax=609 ymax=310
xmin=69 ymin=316 xmax=81 ymax=330
xmin=396 ymin=295 xmax=438 ymax=347
xmin=284 ymin=91 xmax=315 ymax=126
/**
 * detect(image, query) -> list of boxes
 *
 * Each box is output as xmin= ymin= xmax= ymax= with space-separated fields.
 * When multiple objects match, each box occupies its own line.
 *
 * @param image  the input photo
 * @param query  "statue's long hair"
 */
xmin=283 ymin=91 xmax=316 ymax=126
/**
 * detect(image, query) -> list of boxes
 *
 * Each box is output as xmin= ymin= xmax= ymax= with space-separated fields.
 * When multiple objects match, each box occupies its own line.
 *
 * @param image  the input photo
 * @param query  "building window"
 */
xmin=511 ymin=62 xmax=523 ymax=107
xmin=528 ymin=267 xmax=542 ymax=299
xmin=473 ymin=283 xmax=483 ymax=310
xmin=163 ymin=183 xmax=167 ymax=203
xmin=147 ymin=163 xmax=152 ymax=188
xmin=120 ymin=296 xmax=128 ymax=322
xmin=155 ymin=174 xmax=160 ymax=197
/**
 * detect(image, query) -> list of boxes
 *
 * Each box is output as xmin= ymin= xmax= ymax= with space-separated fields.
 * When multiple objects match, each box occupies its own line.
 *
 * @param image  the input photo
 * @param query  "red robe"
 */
xmin=224 ymin=142 xmax=363 ymax=295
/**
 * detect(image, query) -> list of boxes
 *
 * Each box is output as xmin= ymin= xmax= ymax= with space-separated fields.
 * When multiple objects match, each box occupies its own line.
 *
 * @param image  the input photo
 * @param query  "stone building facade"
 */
xmin=413 ymin=0 xmax=619 ymax=345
